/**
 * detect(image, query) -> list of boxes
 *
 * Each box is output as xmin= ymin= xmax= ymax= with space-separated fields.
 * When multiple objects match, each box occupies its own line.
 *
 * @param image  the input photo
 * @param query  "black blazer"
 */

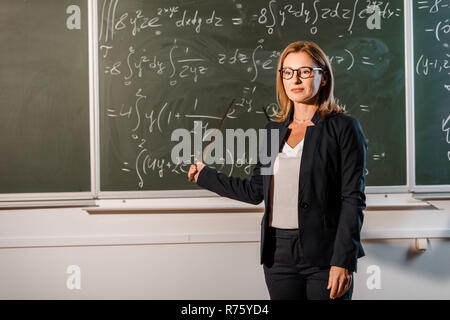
xmin=197 ymin=108 xmax=367 ymax=272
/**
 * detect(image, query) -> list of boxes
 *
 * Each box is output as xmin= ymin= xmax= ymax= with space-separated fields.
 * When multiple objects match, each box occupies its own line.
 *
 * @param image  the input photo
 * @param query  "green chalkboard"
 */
xmin=413 ymin=1 xmax=450 ymax=186
xmin=98 ymin=0 xmax=406 ymax=191
xmin=0 ymin=0 xmax=90 ymax=193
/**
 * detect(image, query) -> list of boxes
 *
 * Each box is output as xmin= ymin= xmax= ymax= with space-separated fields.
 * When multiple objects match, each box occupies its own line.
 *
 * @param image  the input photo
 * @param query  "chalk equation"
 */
xmin=414 ymin=0 xmax=450 ymax=181
xmin=416 ymin=0 xmax=450 ymax=14
xmin=100 ymin=38 xmax=384 ymax=90
xmin=99 ymin=0 xmax=400 ymax=39
xmin=443 ymin=114 xmax=450 ymax=161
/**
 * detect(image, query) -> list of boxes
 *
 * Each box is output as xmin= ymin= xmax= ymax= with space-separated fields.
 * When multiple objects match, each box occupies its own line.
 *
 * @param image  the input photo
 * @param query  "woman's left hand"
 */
xmin=327 ymin=266 xmax=352 ymax=299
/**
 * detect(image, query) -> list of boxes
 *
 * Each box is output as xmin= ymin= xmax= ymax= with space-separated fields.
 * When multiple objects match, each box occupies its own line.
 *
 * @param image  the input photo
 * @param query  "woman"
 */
xmin=187 ymin=41 xmax=367 ymax=300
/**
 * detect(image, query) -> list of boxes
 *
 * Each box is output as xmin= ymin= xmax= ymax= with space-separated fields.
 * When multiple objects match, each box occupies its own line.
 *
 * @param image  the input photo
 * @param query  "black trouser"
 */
xmin=263 ymin=227 xmax=353 ymax=300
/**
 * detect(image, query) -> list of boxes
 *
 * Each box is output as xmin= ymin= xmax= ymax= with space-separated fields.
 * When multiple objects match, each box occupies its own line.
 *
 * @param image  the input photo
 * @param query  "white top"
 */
xmin=269 ymin=139 xmax=304 ymax=229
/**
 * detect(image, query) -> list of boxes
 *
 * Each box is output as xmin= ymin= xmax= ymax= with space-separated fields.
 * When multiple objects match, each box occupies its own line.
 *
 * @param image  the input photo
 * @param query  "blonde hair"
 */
xmin=273 ymin=41 xmax=345 ymax=123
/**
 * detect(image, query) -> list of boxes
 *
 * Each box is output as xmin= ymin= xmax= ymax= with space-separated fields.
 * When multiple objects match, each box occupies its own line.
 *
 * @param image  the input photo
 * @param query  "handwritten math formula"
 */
xmin=414 ymin=0 xmax=450 ymax=172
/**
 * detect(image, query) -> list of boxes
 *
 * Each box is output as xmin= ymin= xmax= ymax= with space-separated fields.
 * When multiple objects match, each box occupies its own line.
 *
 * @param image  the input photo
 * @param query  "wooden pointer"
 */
xmin=188 ymin=99 xmax=235 ymax=182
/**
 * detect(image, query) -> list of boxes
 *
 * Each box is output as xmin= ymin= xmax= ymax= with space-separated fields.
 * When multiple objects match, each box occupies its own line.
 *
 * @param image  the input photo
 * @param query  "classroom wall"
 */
xmin=0 ymin=195 xmax=449 ymax=300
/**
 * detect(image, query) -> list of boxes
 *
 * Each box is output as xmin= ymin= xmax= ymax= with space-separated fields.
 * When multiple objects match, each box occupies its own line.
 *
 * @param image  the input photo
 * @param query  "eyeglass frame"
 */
xmin=278 ymin=66 xmax=325 ymax=80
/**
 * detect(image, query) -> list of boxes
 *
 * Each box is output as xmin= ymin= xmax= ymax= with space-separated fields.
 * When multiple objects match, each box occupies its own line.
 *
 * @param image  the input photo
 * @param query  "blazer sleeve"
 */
xmin=196 ymin=159 xmax=264 ymax=205
xmin=330 ymin=117 xmax=367 ymax=272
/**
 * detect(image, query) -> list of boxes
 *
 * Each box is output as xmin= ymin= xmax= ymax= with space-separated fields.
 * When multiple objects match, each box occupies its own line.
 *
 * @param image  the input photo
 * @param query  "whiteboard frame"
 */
xmin=91 ymin=0 xmax=101 ymax=200
xmin=0 ymin=0 xmax=95 ymax=205
xmin=406 ymin=0 xmax=415 ymax=193
xmin=94 ymin=0 xmax=416 ymax=199
xmin=407 ymin=0 xmax=450 ymax=194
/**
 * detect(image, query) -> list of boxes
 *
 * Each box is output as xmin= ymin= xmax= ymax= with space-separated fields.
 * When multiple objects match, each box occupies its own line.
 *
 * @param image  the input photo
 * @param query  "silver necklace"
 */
xmin=293 ymin=115 xmax=312 ymax=123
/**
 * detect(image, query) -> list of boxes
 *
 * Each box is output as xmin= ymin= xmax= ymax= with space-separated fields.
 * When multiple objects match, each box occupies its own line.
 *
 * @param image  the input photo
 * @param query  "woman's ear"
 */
xmin=321 ymin=71 xmax=328 ymax=87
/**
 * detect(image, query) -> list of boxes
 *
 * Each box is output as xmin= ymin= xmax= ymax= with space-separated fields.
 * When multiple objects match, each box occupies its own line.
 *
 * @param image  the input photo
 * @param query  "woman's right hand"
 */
xmin=188 ymin=162 xmax=206 ymax=183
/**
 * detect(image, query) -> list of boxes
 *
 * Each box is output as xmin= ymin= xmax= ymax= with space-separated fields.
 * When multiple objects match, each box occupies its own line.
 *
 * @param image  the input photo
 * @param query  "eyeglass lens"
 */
xmin=281 ymin=67 xmax=313 ymax=79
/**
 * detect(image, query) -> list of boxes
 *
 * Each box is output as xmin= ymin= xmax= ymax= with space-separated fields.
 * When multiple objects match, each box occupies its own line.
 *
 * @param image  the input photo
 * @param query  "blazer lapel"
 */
xmin=278 ymin=107 xmax=294 ymax=150
xmin=298 ymin=114 xmax=323 ymax=197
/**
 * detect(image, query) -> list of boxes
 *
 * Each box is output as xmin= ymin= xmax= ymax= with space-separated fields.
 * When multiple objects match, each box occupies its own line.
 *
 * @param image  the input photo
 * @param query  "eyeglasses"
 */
xmin=279 ymin=67 xmax=324 ymax=80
